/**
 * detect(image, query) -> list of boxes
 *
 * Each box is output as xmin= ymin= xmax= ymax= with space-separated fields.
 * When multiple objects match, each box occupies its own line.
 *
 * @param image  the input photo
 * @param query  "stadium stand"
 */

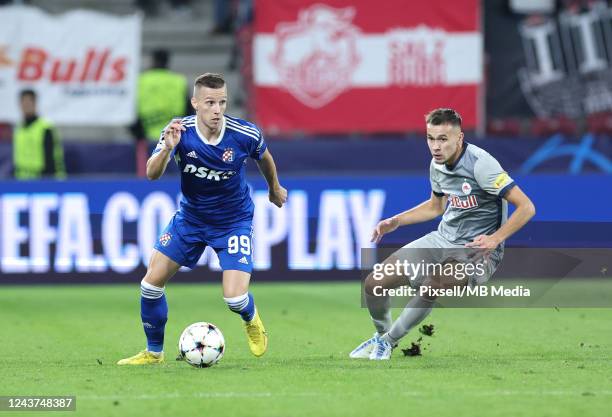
xmin=25 ymin=0 xmax=245 ymax=142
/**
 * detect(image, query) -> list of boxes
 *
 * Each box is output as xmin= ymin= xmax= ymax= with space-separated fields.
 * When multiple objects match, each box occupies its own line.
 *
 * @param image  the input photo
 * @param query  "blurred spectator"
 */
xmin=214 ymin=0 xmax=253 ymax=36
xmin=212 ymin=0 xmax=233 ymax=34
xmin=131 ymin=49 xmax=190 ymax=176
xmin=13 ymin=89 xmax=65 ymax=179
xmin=131 ymin=49 xmax=190 ymax=143
xmin=236 ymin=0 xmax=254 ymax=28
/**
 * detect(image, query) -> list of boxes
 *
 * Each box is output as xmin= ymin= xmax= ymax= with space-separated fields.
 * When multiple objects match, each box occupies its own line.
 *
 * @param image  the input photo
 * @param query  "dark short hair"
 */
xmin=194 ymin=73 xmax=225 ymax=89
xmin=20 ymin=89 xmax=36 ymax=100
xmin=425 ymin=108 xmax=462 ymax=128
xmin=152 ymin=49 xmax=169 ymax=68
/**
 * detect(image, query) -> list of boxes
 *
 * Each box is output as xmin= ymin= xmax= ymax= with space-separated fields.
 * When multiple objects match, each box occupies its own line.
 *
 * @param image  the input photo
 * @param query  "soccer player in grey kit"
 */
xmin=350 ymin=108 xmax=536 ymax=360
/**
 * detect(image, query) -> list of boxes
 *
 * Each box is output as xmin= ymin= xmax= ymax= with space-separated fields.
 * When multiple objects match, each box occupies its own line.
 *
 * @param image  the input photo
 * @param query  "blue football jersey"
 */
xmin=152 ymin=114 xmax=267 ymax=226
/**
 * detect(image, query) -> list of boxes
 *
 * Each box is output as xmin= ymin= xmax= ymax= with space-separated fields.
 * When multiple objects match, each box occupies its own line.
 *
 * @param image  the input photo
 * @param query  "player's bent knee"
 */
xmin=143 ymin=269 xmax=167 ymax=288
xmin=364 ymin=275 xmax=379 ymax=296
xmin=143 ymin=250 xmax=181 ymax=287
xmin=364 ymin=274 xmax=401 ymax=296
xmin=222 ymin=270 xmax=251 ymax=298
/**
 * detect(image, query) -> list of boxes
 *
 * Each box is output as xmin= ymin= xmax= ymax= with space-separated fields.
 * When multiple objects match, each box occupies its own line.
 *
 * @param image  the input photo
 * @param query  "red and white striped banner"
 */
xmin=253 ymin=0 xmax=482 ymax=133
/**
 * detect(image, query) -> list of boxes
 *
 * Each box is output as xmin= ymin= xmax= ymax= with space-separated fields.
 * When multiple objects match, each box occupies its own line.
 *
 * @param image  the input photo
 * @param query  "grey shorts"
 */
xmin=399 ymin=231 xmax=503 ymax=287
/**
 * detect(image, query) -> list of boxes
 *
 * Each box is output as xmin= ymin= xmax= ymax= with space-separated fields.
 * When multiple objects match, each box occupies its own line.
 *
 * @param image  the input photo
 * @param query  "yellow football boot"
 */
xmin=244 ymin=310 xmax=268 ymax=357
xmin=117 ymin=350 xmax=164 ymax=365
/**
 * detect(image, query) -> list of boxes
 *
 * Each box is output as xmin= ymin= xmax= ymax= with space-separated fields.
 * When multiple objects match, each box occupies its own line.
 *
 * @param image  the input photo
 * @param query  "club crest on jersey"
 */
xmin=222 ymin=147 xmax=235 ymax=163
xmin=462 ymin=180 xmax=472 ymax=195
xmin=159 ymin=233 xmax=171 ymax=247
xmin=449 ymin=195 xmax=479 ymax=209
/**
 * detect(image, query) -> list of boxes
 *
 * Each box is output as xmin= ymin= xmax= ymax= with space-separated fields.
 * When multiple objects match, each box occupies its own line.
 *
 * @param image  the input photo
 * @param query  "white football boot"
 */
xmin=369 ymin=336 xmax=394 ymax=360
xmin=349 ymin=333 xmax=380 ymax=359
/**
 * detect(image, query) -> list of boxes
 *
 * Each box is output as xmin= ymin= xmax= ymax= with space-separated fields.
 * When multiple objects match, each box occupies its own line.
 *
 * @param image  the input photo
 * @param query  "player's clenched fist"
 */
xmin=371 ymin=216 xmax=399 ymax=244
xmin=162 ymin=119 xmax=186 ymax=150
xmin=269 ymin=185 xmax=287 ymax=208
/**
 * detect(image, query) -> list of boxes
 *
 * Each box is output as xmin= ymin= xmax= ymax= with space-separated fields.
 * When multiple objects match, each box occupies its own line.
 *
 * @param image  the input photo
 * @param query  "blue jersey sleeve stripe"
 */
xmin=225 ymin=117 xmax=260 ymax=136
xmin=225 ymin=119 xmax=261 ymax=137
xmin=225 ymin=115 xmax=259 ymax=132
xmin=226 ymin=124 xmax=261 ymax=142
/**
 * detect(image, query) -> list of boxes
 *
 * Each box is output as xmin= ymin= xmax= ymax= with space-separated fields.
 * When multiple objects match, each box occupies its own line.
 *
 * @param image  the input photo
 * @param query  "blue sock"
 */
xmin=140 ymin=280 xmax=167 ymax=353
xmin=224 ymin=292 xmax=256 ymax=322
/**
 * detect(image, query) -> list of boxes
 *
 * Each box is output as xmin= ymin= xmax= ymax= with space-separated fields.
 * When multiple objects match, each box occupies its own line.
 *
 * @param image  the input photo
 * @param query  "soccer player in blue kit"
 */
xmin=118 ymin=73 xmax=287 ymax=365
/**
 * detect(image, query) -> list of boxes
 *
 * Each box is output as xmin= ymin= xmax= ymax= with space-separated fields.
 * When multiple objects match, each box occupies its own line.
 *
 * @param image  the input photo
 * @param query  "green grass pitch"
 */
xmin=1 ymin=282 xmax=611 ymax=417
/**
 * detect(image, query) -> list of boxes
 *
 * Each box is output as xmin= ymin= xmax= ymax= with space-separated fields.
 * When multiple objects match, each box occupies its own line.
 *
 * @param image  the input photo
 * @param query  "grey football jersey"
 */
xmin=429 ymin=143 xmax=515 ymax=244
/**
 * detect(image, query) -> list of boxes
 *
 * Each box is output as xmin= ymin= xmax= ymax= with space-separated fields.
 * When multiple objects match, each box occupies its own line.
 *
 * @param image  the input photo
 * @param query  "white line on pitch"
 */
xmin=78 ymin=390 xmax=612 ymax=400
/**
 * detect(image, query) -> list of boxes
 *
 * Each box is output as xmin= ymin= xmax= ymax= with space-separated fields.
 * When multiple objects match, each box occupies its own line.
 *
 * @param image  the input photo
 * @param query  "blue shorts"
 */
xmin=154 ymin=212 xmax=254 ymax=273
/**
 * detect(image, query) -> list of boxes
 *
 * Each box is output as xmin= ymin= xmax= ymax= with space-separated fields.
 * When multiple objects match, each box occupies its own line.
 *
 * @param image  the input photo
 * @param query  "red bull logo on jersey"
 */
xmin=449 ymin=194 xmax=479 ymax=209
xmin=271 ymin=4 xmax=360 ymax=108
xmin=183 ymin=164 xmax=236 ymax=181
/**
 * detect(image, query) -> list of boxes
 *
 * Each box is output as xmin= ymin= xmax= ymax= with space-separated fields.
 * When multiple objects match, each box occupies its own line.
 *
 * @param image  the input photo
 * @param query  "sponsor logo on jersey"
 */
xmin=449 ymin=194 xmax=479 ymax=209
xmin=186 ymin=150 xmax=198 ymax=158
xmin=182 ymin=163 xmax=236 ymax=181
xmin=494 ymin=172 xmax=510 ymax=189
xmin=462 ymin=180 xmax=472 ymax=195
xmin=159 ymin=233 xmax=171 ymax=247
xmin=222 ymin=147 xmax=235 ymax=163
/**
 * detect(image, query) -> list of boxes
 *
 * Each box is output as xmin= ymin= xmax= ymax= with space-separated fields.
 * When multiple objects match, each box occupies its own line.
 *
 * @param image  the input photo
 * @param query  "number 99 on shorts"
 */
xmin=227 ymin=235 xmax=251 ymax=255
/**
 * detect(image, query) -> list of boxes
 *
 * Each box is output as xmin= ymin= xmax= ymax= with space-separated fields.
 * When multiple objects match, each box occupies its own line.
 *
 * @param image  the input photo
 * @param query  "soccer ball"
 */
xmin=178 ymin=322 xmax=225 ymax=368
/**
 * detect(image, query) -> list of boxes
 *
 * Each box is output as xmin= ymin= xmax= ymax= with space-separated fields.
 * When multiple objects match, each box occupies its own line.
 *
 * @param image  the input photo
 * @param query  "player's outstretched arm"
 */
xmin=467 ymin=186 xmax=536 ymax=249
xmin=255 ymin=149 xmax=287 ymax=208
xmin=371 ymin=192 xmax=447 ymax=243
xmin=146 ymin=119 xmax=185 ymax=180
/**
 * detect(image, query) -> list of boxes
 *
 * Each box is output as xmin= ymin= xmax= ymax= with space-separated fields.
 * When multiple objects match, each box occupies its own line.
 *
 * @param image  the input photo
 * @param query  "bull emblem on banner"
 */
xmin=271 ymin=4 xmax=360 ymax=108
